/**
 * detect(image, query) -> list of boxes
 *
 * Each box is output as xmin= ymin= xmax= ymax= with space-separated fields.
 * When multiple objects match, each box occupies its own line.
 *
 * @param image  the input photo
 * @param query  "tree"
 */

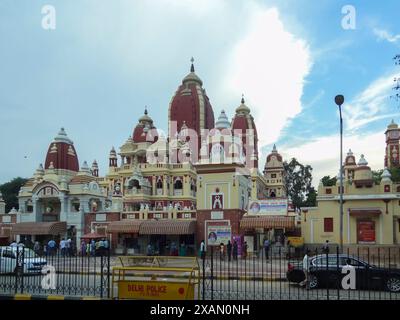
xmin=303 ymin=186 xmax=317 ymax=207
xmin=321 ymin=175 xmax=337 ymax=186
xmin=0 ymin=177 xmax=28 ymax=212
xmin=372 ymin=169 xmax=383 ymax=184
xmin=283 ymin=158 xmax=314 ymax=210
xmin=389 ymin=167 xmax=400 ymax=182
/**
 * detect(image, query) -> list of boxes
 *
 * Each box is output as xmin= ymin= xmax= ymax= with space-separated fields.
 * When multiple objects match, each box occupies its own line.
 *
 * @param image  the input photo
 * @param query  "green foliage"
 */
xmin=372 ymin=170 xmax=383 ymax=184
xmin=0 ymin=177 xmax=28 ymax=212
xmin=303 ymin=187 xmax=317 ymax=207
xmin=283 ymin=158 xmax=315 ymax=210
xmin=321 ymin=175 xmax=337 ymax=186
xmin=389 ymin=167 xmax=400 ymax=182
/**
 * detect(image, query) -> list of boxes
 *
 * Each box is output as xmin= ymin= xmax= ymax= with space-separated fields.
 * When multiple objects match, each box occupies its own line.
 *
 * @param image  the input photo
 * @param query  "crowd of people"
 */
xmin=8 ymin=237 xmax=109 ymax=257
xmin=80 ymin=238 xmax=109 ymax=256
xmin=199 ymin=239 xmax=248 ymax=261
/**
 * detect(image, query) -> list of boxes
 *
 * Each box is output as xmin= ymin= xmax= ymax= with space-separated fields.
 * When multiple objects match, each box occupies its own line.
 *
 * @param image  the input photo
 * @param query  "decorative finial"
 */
xmin=190 ymin=57 xmax=195 ymax=73
xmin=241 ymin=94 xmax=245 ymax=104
xmin=144 ymin=106 xmax=148 ymax=115
xmin=272 ymin=144 xmax=277 ymax=152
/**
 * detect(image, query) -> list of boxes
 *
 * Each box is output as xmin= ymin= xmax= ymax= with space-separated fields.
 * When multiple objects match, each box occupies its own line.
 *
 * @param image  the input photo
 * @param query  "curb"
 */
xmin=0 ymin=294 xmax=103 ymax=300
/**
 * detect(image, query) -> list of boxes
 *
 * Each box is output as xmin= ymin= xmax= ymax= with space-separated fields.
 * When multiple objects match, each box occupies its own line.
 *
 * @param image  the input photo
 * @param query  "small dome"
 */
xmin=133 ymin=108 xmax=157 ymax=143
xmin=182 ymin=58 xmax=203 ymax=86
xmin=80 ymin=161 xmax=90 ymax=173
xmin=235 ymin=96 xmax=250 ymax=114
xmin=109 ymin=147 xmax=117 ymax=157
xmin=358 ymin=154 xmax=368 ymax=166
xmin=54 ymin=127 xmax=73 ymax=144
xmin=215 ymin=110 xmax=231 ymax=129
xmin=92 ymin=160 xmax=98 ymax=169
xmin=345 ymin=149 xmax=356 ymax=166
xmin=382 ymin=167 xmax=391 ymax=181
xmin=388 ymin=119 xmax=398 ymax=130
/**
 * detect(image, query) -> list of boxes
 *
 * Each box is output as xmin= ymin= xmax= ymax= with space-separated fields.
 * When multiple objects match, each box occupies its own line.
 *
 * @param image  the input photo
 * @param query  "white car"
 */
xmin=0 ymin=246 xmax=47 ymax=274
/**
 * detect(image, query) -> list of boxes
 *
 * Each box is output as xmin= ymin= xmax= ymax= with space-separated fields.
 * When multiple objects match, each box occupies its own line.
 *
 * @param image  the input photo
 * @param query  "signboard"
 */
xmin=248 ymin=199 xmax=288 ymax=215
xmin=207 ymin=225 xmax=231 ymax=246
xmin=287 ymin=236 xmax=304 ymax=247
xmin=211 ymin=211 xmax=224 ymax=220
xmin=357 ymin=221 xmax=375 ymax=243
xmin=118 ymin=280 xmax=194 ymax=300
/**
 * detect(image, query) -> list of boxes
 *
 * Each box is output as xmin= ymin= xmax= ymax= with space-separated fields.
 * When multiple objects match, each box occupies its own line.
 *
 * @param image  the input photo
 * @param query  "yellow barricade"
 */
xmin=111 ymin=256 xmax=200 ymax=300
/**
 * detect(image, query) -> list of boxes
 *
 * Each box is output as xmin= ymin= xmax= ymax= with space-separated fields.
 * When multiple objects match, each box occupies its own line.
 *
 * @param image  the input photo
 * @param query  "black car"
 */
xmin=286 ymin=254 xmax=400 ymax=293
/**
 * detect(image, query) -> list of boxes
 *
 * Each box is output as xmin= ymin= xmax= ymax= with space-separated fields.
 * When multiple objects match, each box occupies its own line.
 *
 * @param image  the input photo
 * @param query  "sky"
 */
xmin=1 ymin=0 xmax=400 ymax=186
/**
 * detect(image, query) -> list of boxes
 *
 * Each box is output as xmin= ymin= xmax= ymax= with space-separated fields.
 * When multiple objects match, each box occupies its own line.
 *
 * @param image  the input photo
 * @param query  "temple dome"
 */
xmin=44 ymin=128 xmax=79 ymax=172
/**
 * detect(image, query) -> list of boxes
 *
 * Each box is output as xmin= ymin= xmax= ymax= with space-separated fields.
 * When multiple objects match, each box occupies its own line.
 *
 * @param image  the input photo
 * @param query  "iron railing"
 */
xmin=200 ymin=245 xmax=400 ymax=300
xmin=0 ymin=246 xmax=110 ymax=298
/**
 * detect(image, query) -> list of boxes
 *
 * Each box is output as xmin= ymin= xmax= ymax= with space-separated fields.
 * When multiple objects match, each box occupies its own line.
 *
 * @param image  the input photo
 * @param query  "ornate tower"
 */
xmin=385 ymin=119 xmax=400 ymax=169
xmin=168 ymin=58 xmax=215 ymax=158
xmin=263 ymin=144 xmax=285 ymax=197
xmin=91 ymin=160 xmax=99 ymax=177
xmin=231 ymin=96 xmax=258 ymax=170
xmin=109 ymin=147 xmax=118 ymax=167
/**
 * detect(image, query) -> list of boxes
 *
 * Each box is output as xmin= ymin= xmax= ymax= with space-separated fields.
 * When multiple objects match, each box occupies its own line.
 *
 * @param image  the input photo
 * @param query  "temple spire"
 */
xmin=190 ymin=57 xmax=195 ymax=72
xmin=241 ymin=94 xmax=245 ymax=104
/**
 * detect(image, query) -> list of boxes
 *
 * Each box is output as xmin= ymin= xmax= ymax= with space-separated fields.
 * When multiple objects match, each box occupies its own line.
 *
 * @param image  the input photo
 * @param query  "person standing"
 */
xmin=242 ymin=241 xmax=248 ymax=259
xmin=219 ymin=243 xmax=225 ymax=261
xmin=90 ymin=239 xmax=96 ymax=256
xmin=104 ymin=238 xmax=109 ymax=252
xmin=264 ymin=238 xmax=270 ymax=260
xmin=322 ymin=240 xmax=330 ymax=254
xmin=232 ymin=240 xmax=238 ymax=261
xmin=200 ymin=240 xmax=206 ymax=260
xmin=179 ymin=242 xmax=186 ymax=257
xmin=147 ymin=243 xmax=153 ymax=256
xmin=47 ymin=239 xmax=56 ymax=255
xmin=81 ymin=240 xmax=86 ymax=257
xmin=33 ymin=241 xmax=41 ymax=255
xmin=226 ymin=240 xmax=232 ymax=262
xmin=300 ymin=249 xmax=311 ymax=289
xmin=60 ymin=238 xmax=66 ymax=256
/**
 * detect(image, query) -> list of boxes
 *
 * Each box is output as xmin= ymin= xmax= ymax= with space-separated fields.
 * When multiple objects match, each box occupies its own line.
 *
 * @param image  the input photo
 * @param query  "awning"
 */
xmin=107 ymin=220 xmax=142 ymax=234
xmin=11 ymin=221 xmax=67 ymax=235
xmin=240 ymin=216 xmax=295 ymax=229
xmin=139 ymin=219 xmax=196 ymax=235
xmin=80 ymin=233 xmax=104 ymax=239
xmin=349 ymin=209 xmax=381 ymax=217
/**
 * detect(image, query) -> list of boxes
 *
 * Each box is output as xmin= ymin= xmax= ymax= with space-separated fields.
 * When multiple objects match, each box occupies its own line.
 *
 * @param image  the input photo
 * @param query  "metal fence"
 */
xmin=0 ymin=245 xmax=110 ymax=298
xmin=200 ymin=245 xmax=400 ymax=300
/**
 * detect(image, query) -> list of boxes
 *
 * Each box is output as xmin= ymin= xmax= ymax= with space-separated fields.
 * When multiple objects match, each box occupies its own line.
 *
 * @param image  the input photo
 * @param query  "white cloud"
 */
xmin=343 ymin=72 xmax=400 ymax=132
xmin=281 ymin=131 xmax=385 ymax=187
xmin=223 ymin=5 xmax=312 ymax=147
xmin=373 ymin=28 xmax=400 ymax=43
xmin=280 ymin=70 xmax=400 ymax=187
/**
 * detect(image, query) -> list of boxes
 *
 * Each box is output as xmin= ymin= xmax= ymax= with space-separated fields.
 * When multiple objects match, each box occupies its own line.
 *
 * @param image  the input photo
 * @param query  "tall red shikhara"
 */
xmin=44 ymin=128 xmax=79 ymax=172
xmin=168 ymin=58 xmax=215 ymax=155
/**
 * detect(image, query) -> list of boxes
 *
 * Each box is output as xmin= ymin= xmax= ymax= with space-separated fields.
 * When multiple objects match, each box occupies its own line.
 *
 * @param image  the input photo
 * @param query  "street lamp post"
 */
xmin=335 ymin=94 xmax=344 ymax=253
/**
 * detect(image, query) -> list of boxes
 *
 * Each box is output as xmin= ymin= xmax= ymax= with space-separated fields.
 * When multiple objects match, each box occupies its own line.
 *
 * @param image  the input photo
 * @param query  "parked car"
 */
xmin=287 ymin=254 xmax=400 ymax=293
xmin=0 ymin=246 xmax=47 ymax=274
